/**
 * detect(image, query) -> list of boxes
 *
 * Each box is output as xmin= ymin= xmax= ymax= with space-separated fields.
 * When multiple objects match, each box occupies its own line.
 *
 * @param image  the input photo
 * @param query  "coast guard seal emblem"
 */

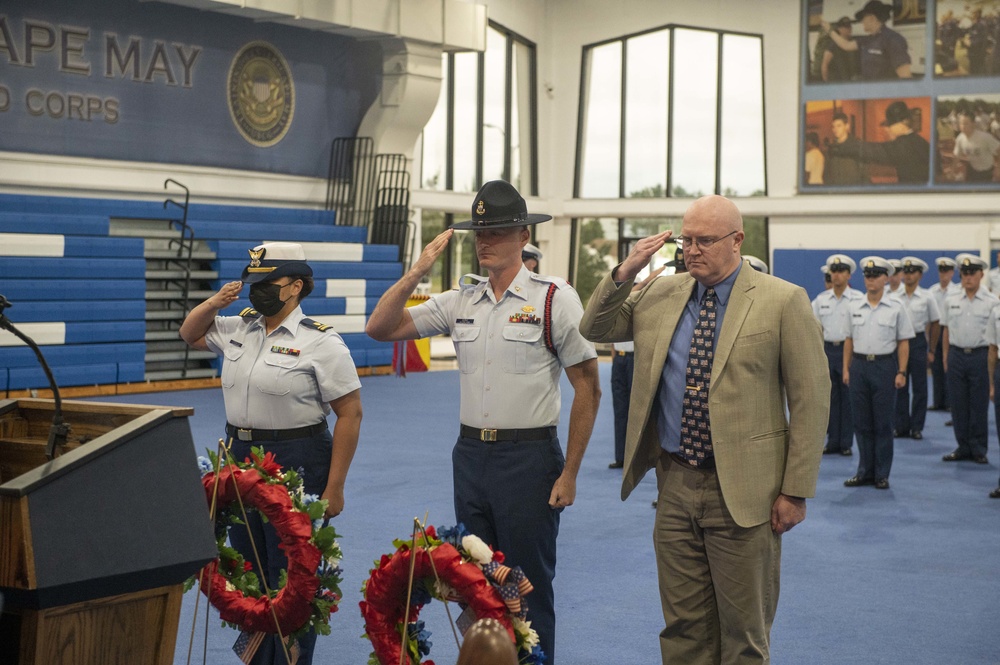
xmin=227 ymin=41 xmax=295 ymax=147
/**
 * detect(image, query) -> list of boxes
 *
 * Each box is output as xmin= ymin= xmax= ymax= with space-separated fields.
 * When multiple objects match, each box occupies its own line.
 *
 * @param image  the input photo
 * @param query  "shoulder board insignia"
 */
xmin=239 ymin=307 xmax=260 ymax=318
xmin=529 ymin=273 xmax=570 ymax=290
xmin=300 ymin=317 xmax=332 ymax=332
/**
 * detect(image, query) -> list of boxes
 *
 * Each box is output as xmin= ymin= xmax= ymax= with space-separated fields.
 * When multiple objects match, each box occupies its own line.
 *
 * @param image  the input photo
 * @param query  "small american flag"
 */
xmin=232 ymin=630 xmax=265 ymax=664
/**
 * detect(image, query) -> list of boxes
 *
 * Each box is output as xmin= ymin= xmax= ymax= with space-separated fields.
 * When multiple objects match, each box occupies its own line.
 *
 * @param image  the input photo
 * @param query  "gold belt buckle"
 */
xmin=480 ymin=428 xmax=498 ymax=442
xmin=865 ymin=354 xmax=876 ymax=361
xmin=964 ymin=348 xmax=973 ymax=354
xmin=237 ymin=428 xmax=253 ymax=441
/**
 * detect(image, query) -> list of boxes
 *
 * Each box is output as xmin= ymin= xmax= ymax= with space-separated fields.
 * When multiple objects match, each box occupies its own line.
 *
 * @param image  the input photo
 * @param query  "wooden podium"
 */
xmin=0 ymin=399 xmax=217 ymax=665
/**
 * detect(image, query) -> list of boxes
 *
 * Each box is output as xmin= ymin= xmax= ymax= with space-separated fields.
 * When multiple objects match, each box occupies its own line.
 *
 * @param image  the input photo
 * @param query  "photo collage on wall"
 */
xmin=802 ymin=0 xmax=1000 ymax=191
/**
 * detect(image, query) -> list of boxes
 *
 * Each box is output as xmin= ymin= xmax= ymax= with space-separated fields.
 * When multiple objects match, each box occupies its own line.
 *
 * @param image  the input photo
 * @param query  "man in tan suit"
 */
xmin=580 ymin=195 xmax=829 ymax=665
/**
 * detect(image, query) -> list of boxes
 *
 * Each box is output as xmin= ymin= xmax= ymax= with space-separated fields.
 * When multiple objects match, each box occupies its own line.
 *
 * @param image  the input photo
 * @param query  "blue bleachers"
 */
xmin=0 ymin=193 xmax=397 ymax=392
xmin=7 ymin=301 xmax=146 ymax=323
xmin=0 ymin=212 xmax=110 ymax=236
xmin=0 ymin=258 xmax=146 ymax=279
xmin=2 ymin=279 xmax=147 ymax=301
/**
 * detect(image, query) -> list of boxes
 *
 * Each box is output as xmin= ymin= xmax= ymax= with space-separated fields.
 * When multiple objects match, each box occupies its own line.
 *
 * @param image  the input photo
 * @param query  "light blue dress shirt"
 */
xmin=656 ymin=262 xmax=742 ymax=453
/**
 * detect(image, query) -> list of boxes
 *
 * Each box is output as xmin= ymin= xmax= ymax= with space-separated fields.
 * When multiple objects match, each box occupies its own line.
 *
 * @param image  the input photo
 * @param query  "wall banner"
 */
xmin=0 ymin=0 xmax=382 ymax=177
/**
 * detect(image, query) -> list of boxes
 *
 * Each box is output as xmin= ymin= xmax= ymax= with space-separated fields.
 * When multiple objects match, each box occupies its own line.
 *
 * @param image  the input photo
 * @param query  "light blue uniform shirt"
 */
xmin=942 ymin=289 xmax=1000 ymax=348
xmin=984 ymin=304 xmax=1000 ymax=347
xmin=205 ymin=305 xmax=362 ymax=429
xmin=812 ymin=287 xmax=862 ymax=342
xmin=890 ymin=286 xmax=940 ymax=333
xmin=656 ymin=262 xmax=742 ymax=453
xmin=409 ymin=265 xmax=597 ymax=429
xmin=847 ymin=295 xmax=915 ymax=355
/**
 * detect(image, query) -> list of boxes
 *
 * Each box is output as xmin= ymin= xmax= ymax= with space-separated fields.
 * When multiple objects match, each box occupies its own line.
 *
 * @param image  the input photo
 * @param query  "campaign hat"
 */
xmin=881 ymin=101 xmax=912 ymax=126
xmin=452 ymin=180 xmax=552 ymax=230
xmin=855 ymin=0 xmax=892 ymax=22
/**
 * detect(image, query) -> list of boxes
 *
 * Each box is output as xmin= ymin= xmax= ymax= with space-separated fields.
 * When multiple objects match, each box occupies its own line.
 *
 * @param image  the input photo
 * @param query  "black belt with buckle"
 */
xmin=852 ymin=352 xmax=894 ymax=361
xmin=615 ymin=350 xmax=634 ymax=356
xmin=460 ymin=424 xmax=557 ymax=442
xmin=226 ymin=422 xmax=326 ymax=442
xmin=824 ymin=340 xmax=844 ymax=347
xmin=668 ymin=451 xmax=716 ymax=470
xmin=950 ymin=345 xmax=987 ymax=355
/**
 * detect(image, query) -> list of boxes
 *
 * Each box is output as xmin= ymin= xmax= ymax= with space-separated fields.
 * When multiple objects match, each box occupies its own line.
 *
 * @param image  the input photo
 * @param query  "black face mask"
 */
xmin=249 ymin=282 xmax=290 ymax=317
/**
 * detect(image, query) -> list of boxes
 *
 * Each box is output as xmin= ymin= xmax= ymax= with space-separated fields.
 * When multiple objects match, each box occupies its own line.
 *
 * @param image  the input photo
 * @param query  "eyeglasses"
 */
xmin=901 ymin=267 xmax=922 ymax=274
xmin=674 ymin=229 xmax=738 ymax=251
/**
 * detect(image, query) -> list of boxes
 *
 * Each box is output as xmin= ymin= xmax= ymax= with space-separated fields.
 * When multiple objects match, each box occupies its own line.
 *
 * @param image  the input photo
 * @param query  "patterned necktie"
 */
xmin=679 ymin=287 xmax=716 ymax=466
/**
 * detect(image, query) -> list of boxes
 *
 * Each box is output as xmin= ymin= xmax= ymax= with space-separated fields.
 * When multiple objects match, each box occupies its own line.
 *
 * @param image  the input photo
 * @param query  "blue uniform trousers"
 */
xmin=611 ymin=351 xmax=635 ymax=465
xmin=824 ymin=342 xmax=854 ymax=452
xmin=850 ymin=355 xmax=896 ymax=480
xmin=453 ymin=434 xmax=564 ymax=664
xmin=228 ymin=429 xmax=333 ymax=665
xmin=895 ymin=332 xmax=928 ymax=433
xmin=931 ymin=334 xmax=949 ymax=409
xmin=947 ymin=346 xmax=990 ymax=458
xmin=994 ymin=371 xmax=1000 ymax=484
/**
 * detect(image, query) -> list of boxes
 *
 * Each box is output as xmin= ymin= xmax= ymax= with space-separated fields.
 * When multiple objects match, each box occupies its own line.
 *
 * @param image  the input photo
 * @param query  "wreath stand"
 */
xmin=184 ymin=437 xmax=310 ymax=665
xmin=361 ymin=517 xmax=535 ymax=665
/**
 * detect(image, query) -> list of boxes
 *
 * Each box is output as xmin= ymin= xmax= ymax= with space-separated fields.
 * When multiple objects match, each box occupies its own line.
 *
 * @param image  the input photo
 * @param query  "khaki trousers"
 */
xmin=654 ymin=451 xmax=780 ymax=665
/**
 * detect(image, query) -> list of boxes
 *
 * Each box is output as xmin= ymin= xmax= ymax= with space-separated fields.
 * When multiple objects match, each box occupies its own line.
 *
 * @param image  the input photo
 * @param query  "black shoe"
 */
xmin=651 ymin=500 xmax=657 ymax=508
xmin=911 ymin=430 xmax=923 ymax=440
xmin=844 ymin=476 xmax=874 ymax=487
xmin=990 ymin=487 xmax=1000 ymax=499
xmin=840 ymin=448 xmax=853 ymax=456
xmin=822 ymin=447 xmax=839 ymax=455
xmin=893 ymin=429 xmax=909 ymax=438
xmin=608 ymin=461 xmax=624 ymax=469
xmin=875 ymin=478 xmax=890 ymax=490
xmin=945 ymin=420 xmax=953 ymax=427
xmin=943 ymin=450 xmax=971 ymax=462
xmin=973 ymin=455 xmax=989 ymax=465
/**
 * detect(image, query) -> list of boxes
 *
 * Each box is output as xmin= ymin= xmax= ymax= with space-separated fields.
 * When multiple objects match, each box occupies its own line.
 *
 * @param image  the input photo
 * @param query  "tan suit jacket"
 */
xmin=580 ymin=262 xmax=830 ymax=528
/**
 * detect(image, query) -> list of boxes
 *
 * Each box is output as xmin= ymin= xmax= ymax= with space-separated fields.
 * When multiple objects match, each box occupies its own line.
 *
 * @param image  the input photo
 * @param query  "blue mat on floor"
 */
xmin=91 ymin=365 xmax=1000 ymax=664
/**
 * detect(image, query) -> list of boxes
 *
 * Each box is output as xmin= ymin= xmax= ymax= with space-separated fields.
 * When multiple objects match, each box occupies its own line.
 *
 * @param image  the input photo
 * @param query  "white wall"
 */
xmin=4 ymin=0 xmax=999 ymax=272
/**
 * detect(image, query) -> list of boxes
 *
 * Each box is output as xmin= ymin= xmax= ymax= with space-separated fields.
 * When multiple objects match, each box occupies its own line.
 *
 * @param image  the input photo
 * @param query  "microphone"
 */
xmin=0 ymin=294 xmax=69 ymax=459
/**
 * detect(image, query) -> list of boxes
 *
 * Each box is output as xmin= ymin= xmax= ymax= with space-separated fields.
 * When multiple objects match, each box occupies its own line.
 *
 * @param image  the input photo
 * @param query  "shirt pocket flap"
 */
xmin=263 ymin=353 xmax=300 ymax=369
xmin=502 ymin=325 xmax=544 ymax=343
xmin=452 ymin=325 xmax=481 ymax=343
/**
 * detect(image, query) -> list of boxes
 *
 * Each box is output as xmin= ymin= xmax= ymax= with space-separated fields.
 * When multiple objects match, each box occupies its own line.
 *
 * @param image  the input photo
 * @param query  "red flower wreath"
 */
xmin=196 ymin=461 xmax=322 ymax=635
xmin=361 ymin=542 xmax=512 ymax=665
xmin=361 ymin=525 xmax=544 ymax=665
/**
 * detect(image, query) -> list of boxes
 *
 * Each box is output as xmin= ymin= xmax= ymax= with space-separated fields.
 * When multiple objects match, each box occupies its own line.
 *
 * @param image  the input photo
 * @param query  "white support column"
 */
xmin=358 ymin=39 xmax=445 ymax=266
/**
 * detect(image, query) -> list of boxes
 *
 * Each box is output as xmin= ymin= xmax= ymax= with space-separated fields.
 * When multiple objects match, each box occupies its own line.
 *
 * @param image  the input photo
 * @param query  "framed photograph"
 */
xmin=934 ymin=0 xmax=1000 ymax=77
xmin=803 ymin=96 xmax=933 ymax=187
xmin=935 ymin=94 xmax=1000 ymax=183
xmin=805 ymin=0 xmax=926 ymax=83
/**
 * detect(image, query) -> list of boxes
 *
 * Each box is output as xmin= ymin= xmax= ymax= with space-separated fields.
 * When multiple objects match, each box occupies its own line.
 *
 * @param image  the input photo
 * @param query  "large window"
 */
xmin=576 ymin=26 xmax=767 ymax=199
xmin=573 ymin=216 xmax=769 ymax=307
xmin=421 ymin=23 xmax=538 ymax=195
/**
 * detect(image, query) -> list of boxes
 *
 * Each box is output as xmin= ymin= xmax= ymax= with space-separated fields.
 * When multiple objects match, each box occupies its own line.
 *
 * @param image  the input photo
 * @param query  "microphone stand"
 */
xmin=0 ymin=294 xmax=69 ymax=459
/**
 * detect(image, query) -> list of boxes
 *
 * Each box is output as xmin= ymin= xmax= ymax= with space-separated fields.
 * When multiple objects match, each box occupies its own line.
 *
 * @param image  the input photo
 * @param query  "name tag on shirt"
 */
xmin=271 ymin=345 xmax=300 ymax=356
xmin=229 ymin=340 xmax=243 ymax=347
xmin=455 ymin=318 xmax=475 ymax=324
